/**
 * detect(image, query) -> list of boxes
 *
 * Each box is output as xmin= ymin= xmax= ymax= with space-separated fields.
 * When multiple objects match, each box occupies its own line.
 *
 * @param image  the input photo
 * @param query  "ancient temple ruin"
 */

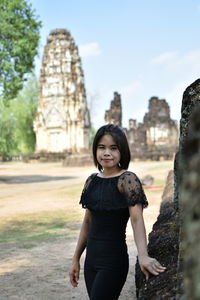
xmin=105 ymin=94 xmax=179 ymax=160
xmin=128 ymin=97 xmax=178 ymax=159
xmin=104 ymin=92 xmax=122 ymax=126
xmin=34 ymin=29 xmax=91 ymax=154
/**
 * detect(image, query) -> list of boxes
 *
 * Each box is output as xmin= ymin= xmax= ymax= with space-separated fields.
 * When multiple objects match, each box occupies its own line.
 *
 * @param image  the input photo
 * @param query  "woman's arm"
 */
xmin=129 ymin=204 xmax=166 ymax=280
xmin=69 ymin=208 xmax=92 ymax=287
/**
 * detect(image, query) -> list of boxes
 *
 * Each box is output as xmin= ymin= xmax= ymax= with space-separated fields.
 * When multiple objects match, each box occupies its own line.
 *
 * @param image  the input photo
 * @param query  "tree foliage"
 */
xmin=0 ymin=0 xmax=41 ymax=102
xmin=0 ymin=101 xmax=17 ymax=155
xmin=12 ymin=74 xmax=38 ymax=153
xmin=0 ymin=74 xmax=38 ymax=156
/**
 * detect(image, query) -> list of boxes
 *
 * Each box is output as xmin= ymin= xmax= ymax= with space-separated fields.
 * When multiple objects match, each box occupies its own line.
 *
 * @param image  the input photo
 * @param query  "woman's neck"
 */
xmin=100 ymin=167 xmax=125 ymax=178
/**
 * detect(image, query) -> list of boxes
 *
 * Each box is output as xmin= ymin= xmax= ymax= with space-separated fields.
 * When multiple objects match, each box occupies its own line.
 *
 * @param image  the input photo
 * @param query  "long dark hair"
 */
xmin=92 ymin=124 xmax=131 ymax=171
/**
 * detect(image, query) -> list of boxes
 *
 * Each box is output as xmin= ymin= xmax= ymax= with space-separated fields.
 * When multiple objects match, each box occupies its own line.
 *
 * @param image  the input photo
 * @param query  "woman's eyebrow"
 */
xmin=97 ymin=143 xmax=118 ymax=146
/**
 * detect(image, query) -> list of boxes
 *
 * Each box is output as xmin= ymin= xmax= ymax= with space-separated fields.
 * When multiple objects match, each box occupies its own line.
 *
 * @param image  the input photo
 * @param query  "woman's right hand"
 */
xmin=138 ymin=255 xmax=166 ymax=280
xmin=69 ymin=260 xmax=80 ymax=287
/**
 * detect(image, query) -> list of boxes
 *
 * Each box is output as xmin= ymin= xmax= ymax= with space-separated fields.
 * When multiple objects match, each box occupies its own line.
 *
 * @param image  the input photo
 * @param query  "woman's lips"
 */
xmin=101 ymin=159 xmax=112 ymax=162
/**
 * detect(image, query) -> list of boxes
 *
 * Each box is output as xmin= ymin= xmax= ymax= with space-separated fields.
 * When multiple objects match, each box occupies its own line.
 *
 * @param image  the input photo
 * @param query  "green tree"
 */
xmin=0 ymin=0 xmax=41 ymax=102
xmin=0 ymin=99 xmax=17 ymax=157
xmin=11 ymin=74 xmax=38 ymax=153
xmin=0 ymin=74 xmax=38 ymax=156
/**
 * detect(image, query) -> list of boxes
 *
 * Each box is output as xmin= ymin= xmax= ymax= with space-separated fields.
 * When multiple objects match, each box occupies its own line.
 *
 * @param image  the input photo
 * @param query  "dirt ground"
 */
xmin=0 ymin=160 xmax=173 ymax=300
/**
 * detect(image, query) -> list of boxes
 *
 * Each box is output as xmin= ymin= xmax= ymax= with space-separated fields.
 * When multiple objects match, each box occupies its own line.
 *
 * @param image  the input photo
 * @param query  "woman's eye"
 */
xmin=98 ymin=145 xmax=104 ymax=149
xmin=111 ymin=146 xmax=118 ymax=150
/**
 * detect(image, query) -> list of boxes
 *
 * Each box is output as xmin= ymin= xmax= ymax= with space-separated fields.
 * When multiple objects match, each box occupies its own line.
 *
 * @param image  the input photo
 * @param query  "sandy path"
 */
xmin=0 ymin=161 xmax=172 ymax=299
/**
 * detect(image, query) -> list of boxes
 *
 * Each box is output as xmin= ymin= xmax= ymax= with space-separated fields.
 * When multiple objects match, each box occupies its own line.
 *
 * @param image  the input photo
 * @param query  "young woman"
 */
xmin=69 ymin=124 xmax=166 ymax=299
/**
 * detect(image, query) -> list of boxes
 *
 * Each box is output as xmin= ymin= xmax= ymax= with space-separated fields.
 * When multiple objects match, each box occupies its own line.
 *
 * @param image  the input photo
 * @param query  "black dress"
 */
xmin=80 ymin=171 xmax=148 ymax=300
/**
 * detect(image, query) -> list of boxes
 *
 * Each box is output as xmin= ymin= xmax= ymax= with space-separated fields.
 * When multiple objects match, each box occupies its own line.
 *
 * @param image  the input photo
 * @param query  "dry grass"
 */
xmin=0 ymin=209 xmax=81 ymax=243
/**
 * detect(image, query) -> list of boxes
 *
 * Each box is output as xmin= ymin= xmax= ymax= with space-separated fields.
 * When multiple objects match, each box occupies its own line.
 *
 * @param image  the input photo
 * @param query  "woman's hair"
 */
xmin=92 ymin=124 xmax=131 ymax=171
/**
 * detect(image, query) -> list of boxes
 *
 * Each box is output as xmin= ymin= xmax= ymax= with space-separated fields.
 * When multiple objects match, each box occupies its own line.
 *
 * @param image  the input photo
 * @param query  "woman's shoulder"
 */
xmin=118 ymin=170 xmax=148 ymax=208
xmin=88 ymin=172 xmax=98 ymax=179
xmin=84 ymin=172 xmax=98 ymax=181
xmin=82 ymin=173 xmax=98 ymax=190
xmin=118 ymin=170 xmax=143 ymax=190
xmin=118 ymin=170 xmax=139 ymax=180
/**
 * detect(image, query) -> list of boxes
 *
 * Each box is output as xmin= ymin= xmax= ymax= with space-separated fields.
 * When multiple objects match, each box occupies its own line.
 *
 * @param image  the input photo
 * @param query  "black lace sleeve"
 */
xmin=79 ymin=173 xmax=97 ymax=208
xmin=118 ymin=171 xmax=148 ymax=208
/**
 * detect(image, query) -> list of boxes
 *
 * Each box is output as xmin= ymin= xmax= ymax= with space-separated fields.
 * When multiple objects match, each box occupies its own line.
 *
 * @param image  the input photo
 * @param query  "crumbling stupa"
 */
xmin=105 ymin=94 xmax=179 ymax=160
xmin=34 ymin=29 xmax=91 ymax=154
xmin=105 ymin=92 xmax=122 ymax=126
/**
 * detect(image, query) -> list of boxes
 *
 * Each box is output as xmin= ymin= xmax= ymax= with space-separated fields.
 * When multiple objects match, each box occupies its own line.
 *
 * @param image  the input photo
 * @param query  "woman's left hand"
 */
xmin=138 ymin=255 xmax=166 ymax=280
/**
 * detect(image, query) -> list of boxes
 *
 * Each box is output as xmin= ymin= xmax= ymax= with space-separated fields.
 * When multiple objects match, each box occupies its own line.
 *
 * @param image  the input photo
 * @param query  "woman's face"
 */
xmin=96 ymin=134 xmax=121 ymax=171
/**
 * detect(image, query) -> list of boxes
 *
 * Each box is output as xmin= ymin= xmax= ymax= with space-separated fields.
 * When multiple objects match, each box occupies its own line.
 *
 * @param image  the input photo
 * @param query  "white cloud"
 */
xmin=177 ymin=49 xmax=200 ymax=67
xmin=154 ymin=48 xmax=200 ymax=122
xmin=120 ymin=80 xmax=143 ymax=97
xmin=79 ymin=42 xmax=101 ymax=57
xmin=164 ymin=80 xmax=191 ymax=122
xmin=151 ymin=49 xmax=200 ymax=72
xmin=151 ymin=49 xmax=200 ymax=122
xmin=162 ymin=50 xmax=200 ymax=83
xmin=122 ymin=49 xmax=200 ymax=126
xmin=151 ymin=51 xmax=178 ymax=64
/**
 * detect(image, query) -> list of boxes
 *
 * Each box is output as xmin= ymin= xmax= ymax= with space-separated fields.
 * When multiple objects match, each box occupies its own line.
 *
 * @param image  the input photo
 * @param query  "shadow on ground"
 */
xmin=0 ymin=175 xmax=76 ymax=184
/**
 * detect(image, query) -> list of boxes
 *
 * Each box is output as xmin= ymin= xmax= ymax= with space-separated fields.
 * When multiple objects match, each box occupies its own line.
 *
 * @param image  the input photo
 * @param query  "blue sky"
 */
xmin=30 ymin=0 xmax=200 ymax=128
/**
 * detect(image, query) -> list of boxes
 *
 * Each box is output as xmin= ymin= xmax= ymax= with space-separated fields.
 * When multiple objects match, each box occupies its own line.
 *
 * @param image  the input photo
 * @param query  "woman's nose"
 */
xmin=104 ymin=148 xmax=111 ymax=155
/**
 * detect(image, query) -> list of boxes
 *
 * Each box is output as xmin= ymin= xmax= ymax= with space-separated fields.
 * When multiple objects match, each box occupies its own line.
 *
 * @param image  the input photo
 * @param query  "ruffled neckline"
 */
xmin=96 ymin=171 xmax=128 ymax=179
xmin=80 ymin=171 xmax=148 ymax=211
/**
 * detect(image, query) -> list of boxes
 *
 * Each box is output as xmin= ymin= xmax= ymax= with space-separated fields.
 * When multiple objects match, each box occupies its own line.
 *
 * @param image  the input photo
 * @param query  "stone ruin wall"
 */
xmin=144 ymin=97 xmax=178 ymax=148
xmin=34 ymin=29 xmax=91 ymax=155
xmin=135 ymin=78 xmax=200 ymax=299
xmin=105 ymin=94 xmax=179 ymax=160
xmin=104 ymin=91 xmax=122 ymax=127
